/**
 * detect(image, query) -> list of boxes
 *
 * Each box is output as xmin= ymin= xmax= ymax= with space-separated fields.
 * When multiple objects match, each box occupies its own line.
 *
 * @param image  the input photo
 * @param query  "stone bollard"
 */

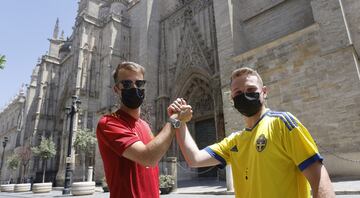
xmin=166 ymin=157 xmax=177 ymax=191
xmin=87 ymin=166 xmax=93 ymax=182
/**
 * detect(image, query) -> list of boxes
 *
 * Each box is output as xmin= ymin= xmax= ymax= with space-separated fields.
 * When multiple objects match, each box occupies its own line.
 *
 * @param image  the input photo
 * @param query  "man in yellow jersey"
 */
xmin=169 ymin=67 xmax=335 ymax=198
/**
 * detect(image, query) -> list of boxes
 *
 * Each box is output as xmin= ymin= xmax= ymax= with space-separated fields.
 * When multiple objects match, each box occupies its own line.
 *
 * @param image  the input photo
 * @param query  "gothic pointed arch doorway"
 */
xmin=156 ymin=0 xmax=225 ymax=180
xmin=174 ymin=72 xmax=219 ymax=180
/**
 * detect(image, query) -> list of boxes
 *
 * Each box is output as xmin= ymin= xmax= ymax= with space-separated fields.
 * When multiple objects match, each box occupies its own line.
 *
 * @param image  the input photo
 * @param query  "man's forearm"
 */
xmin=303 ymin=162 xmax=335 ymax=198
xmin=145 ymin=123 xmax=176 ymax=166
xmin=176 ymin=123 xmax=201 ymax=167
xmin=144 ymin=105 xmax=192 ymax=166
xmin=313 ymin=166 xmax=335 ymax=198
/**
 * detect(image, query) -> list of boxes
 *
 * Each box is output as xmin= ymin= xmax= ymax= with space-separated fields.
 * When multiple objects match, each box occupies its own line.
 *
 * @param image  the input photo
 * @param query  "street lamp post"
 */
xmin=0 ymin=137 xmax=8 ymax=184
xmin=62 ymin=95 xmax=81 ymax=195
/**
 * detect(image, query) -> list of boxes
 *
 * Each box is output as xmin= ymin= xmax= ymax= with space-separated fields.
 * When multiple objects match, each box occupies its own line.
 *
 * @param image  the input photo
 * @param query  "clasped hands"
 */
xmin=167 ymin=98 xmax=192 ymax=123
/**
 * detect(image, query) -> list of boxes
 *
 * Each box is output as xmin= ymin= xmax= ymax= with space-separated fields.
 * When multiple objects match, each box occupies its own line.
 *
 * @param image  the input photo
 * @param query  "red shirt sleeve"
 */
xmin=97 ymin=116 xmax=140 ymax=156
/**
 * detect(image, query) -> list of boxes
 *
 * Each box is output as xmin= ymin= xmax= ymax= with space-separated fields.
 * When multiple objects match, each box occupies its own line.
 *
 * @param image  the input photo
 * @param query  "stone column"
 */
xmin=213 ymin=0 xmax=240 ymax=191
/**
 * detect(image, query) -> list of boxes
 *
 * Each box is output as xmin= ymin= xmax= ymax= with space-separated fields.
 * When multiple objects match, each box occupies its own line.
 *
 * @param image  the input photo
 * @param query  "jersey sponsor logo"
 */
xmin=256 ymin=134 xmax=267 ymax=152
xmin=230 ymin=145 xmax=238 ymax=152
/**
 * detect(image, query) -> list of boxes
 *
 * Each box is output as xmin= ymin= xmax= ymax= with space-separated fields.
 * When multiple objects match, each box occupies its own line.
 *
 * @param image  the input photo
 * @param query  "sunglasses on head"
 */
xmin=117 ymin=80 xmax=146 ymax=89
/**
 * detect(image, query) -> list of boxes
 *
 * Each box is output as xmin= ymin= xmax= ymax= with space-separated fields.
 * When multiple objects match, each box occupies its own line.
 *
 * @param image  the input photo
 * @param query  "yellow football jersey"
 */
xmin=205 ymin=110 xmax=322 ymax=198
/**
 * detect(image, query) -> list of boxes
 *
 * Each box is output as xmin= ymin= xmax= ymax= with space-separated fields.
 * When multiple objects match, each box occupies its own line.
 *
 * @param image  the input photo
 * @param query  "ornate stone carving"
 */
xmin=175 ymin=21 xmax=212 ymax=79
xmin=179 ymin=77 xmax=214 ymax=119
xmin=162 ymin=0 xmax=212 ymax=30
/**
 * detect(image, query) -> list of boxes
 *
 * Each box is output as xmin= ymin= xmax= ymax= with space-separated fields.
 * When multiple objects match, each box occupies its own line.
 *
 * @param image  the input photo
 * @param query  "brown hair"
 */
xmin=230 ymin=67 xmax=263 ymax=86
xmin=112 ymin=61 xmax=145 ymax=84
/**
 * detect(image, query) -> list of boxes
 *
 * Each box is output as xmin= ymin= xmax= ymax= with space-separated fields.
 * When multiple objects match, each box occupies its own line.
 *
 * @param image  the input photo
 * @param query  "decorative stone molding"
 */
xmin=75 ymin=14 xmax=102 ymax=28
xmin=172 ymin=68 xmax=211 ymax=100
xmin=161 ymin=0 xmax=212 ymax=25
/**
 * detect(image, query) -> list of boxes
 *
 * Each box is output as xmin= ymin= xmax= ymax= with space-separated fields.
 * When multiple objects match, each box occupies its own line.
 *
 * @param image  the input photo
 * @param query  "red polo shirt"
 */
xmin=96 ymin=109 xmax=159 ymax=198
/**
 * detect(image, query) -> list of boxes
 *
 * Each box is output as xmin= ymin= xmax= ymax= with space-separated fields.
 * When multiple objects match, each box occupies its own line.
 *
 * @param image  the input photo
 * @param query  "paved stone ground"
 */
xmin=174 ymin=178 xmax=360 ymax=195
xmin=0 ymin=179 xmax=358 ymax=197
xmin=0 ymin=190 xmax=359 ymax=198
xmin=0 ymin=191 xmax=359 ymax=198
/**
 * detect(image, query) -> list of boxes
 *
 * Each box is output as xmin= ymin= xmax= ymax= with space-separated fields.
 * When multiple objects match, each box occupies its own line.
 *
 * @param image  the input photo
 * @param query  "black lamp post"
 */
xmin=62 ymin=95 xmax=81 ymax=195
xmin=0 ymin=136 xmax=8 ymax=184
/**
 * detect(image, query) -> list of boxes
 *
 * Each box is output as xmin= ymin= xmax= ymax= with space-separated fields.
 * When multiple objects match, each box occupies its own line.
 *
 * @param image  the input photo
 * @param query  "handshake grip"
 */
xmin=177 ymin=105 xmax=193 ymax=123
xmin=168 ymin=98 xmax=192 ymax=122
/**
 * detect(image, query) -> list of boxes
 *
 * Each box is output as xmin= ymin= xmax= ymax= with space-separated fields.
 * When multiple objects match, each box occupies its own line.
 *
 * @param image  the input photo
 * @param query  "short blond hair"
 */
xmin=112 ymin=61 xmax=145 ymax=84
xmin=230 ymin=67 xmax=263 ymax=86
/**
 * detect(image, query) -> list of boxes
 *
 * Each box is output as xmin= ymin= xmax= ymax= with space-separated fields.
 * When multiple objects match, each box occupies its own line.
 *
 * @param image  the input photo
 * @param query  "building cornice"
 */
xmin=43 ymin=55 xmax=60 ymax=65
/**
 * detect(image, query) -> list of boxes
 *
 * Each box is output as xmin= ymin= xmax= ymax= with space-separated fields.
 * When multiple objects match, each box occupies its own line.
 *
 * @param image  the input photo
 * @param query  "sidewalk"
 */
xmin=0 ymin=179 xmax=358 ymax=197
xmin=174 ymin=178 xmax=229 ymax=195
xmin=174 ymin=178 xmax=360 ymax=195
xmin=332 ymin=180 xmax=360 ymax=195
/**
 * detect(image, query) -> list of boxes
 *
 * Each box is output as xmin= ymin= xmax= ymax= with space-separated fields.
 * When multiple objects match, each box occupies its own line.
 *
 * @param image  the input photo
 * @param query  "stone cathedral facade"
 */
xmin=1 ymin=0 xmax=359 ymax=185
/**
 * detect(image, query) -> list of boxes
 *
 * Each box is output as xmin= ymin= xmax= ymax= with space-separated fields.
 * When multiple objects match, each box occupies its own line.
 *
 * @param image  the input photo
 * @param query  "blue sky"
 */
xmin=0 ymin=1 xmax=78 ymax=109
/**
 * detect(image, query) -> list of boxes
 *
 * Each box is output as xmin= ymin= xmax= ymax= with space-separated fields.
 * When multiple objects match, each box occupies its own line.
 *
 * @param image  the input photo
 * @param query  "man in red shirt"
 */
xmin=96 ymin=62 xmax=192 ymax=198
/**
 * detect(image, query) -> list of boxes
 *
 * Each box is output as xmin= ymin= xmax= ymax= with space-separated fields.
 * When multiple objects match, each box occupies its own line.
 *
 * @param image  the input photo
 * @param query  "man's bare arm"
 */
xmin=302 ymin=161 xmax=335 ymax=198
xmin=169 ymin=98 xmax=220 ymax=167
xmin=123 ymin=105 xmax=192 ymax=167
xmin=122 ymin=120 xmax=176 ymax=167
xmin=176 ymin=123 xmax=220 ymax=167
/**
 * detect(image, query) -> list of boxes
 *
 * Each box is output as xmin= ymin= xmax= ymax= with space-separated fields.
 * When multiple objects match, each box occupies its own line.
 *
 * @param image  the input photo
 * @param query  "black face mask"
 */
xmin=121 ymin=88 xmax=145 ymax=109
xmin=233 ymin=92 xmax=262 ymax=117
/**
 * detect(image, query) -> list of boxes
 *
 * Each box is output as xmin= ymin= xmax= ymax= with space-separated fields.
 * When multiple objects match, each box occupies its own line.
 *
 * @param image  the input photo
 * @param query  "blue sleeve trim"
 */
xmin=204 ymin=147 xmax=227 ymax=169
xmin=298 ymin=153 xmax=324 ymax=171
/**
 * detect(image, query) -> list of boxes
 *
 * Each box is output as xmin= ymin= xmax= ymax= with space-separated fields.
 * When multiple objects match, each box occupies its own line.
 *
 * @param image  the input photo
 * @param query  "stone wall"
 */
xmin=0 ymin=91 xmax=26 ymax=182
xmin=233 ymin=0 xmax=314 ymax=55
xmin=223 ymin=24 xmax=360 ymax=177
xmin=128 ymin=0 xmax=160 ymax=130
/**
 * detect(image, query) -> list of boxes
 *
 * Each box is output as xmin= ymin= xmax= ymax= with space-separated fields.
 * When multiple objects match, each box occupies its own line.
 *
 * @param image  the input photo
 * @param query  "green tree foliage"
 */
xmin=32 ymin=137 xmax=56 ymax=160
xmin=74 ymin=128 xmax=97 ymax=181
xmin=31 ymin=137 xmax=56 ymax=183
xmin=0 ymin=54 xmax=6 ymax=69
xmin=159 ymin=174 xmax=175 ymax=188
xmin=6 ymin=154 xmax=20 ymax=183
xmin=74 ymin=128 xmax=97 ymax=153
xmin=7 ymin=154 xmax=20 ymax=171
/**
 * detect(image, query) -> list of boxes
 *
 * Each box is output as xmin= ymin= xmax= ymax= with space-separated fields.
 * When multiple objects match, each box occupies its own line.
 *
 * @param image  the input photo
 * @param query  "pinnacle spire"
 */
xmin=19 ymin=83 xmax=25 ymax=95
xmin=60 ymin=30 xmax=65 ymax=40
xmin=53 ymin=18 xmax=60 ymax=39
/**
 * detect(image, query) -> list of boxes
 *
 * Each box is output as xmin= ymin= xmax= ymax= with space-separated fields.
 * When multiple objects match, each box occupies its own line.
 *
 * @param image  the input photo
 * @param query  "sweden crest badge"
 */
xmin=256 ymin=134 xmax=267 ymax=152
